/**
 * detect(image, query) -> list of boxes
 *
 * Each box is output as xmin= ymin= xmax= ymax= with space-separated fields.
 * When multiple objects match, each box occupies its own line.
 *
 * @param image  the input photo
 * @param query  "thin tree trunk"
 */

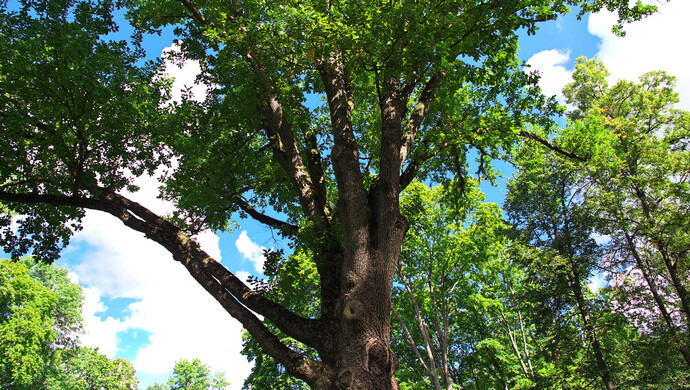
xmin=631 ymin=185 xmax=690 ymax=332
xmin=516 ymin=305 xmax=535 ymax=377
xmin=399 ymin=271 xmax=443 ymax=390
xmin=568 ymin=263 xmax=615 ymax=390
xmin=498 ymin=308 xmax=531 ymax=377
xmin=624 ymin=233 xmax=690 ymax=367
xmin=429 ymin=279 xmax=453 ymax=389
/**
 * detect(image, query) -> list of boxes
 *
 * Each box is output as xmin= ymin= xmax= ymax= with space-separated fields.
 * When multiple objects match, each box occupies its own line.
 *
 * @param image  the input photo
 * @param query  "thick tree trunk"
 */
xmin=314 ymin=50 xmax=410 ymax=388
xmin=330 ymin=180 xmax=408 ymax=388
xmin=312 ymin=209 xmax=406 ymax=389
xmin=332 ymin=263 xmax=399 ymax=388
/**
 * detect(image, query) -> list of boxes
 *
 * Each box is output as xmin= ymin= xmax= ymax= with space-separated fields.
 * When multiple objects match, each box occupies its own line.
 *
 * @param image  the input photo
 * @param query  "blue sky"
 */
xmin=4 ymin=2 xmax=690 ymax=389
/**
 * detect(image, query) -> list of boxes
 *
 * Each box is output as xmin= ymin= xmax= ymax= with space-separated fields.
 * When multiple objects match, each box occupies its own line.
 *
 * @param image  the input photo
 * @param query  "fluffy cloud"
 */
xmin=526 ymin=49 xmax=572 ymax=104
xmin=235 ymin=231 xmax=266 ymax=274
xmin=194 ymin=229 xmax=223 ymax=260
xmin=235 ymin=270 xmax=252 ymax=284
xmin=526 ymin=2 xmax=690 ymax=111
xmin=588 ymin=1 xmax=690 ymax=108
xmin=161 ymin=43 xmax=209 ymax=103
xmin=79 ymin=286 xmax=123 ymax=357
xmin=121 ymin=166 xmax=176 ymax=217
xmin=587 ymin=272 xmax=608 ymax=293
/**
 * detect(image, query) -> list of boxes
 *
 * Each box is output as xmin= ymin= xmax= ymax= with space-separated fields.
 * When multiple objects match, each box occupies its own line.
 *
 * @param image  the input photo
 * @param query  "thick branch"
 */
xmin=173 ymin=1 xmax=325 ymax=226
xmin=400 ymin=71 xmax=446 ymax=167
xmin=246 ymin=52 xmax=321 ymax=221
xmin=304 ymin=133 xmax=332 ymax=227
xmin=180 ymin=246 xmax=330 ymax=385
xmin=179 ymin=0 xmax=211 ymax=25
xmin=108 ymin=194 xmax=325 ymax=347
xmin=184 ymin=254 xmax=333 ymax=386
xmin=400 ymin=141 xmax=451 ymax=190
xmin=378 ymin=79 xmax=409 ymax=200
xmin=318 ymin=55 xmax=368 ymax=224
xmin=0 ymin=191 xmax=106 ymax=212
xmin=0 ymin=190 xmax=325 ymax=357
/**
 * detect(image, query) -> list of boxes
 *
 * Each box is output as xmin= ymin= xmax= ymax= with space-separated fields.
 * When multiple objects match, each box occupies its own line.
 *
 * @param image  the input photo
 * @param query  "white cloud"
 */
xmin=79 ymin=286 xmax=123 ymax=357
xmin=235 ymin=231 xmax=266 ymax=274
xmin=235 ymin=270 xmax=252 ymax=284
xmin=124 ymin=268 xmax=250 ymax=377
xmin=193 ymin=229 xmax=222 ymax=261
xmin=120 ymin=166 xmax=176 ymax=217
xmin=587 ymin=272 xmax=608 ymax=293
xmin=588 ymin=1 xmax=690 ymax=109
xmin=162 ymin=43 xmax=209 ymax=103
xmin=526 ymin=49 xmax=572 ymax=104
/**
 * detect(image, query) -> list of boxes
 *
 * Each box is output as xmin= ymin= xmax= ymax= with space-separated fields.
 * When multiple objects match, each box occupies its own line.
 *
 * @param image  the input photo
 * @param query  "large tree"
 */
xmin=560 ymin=57 xmax=690 ymax=368
xmin=0 ymin=0 xmax=660 ymax=387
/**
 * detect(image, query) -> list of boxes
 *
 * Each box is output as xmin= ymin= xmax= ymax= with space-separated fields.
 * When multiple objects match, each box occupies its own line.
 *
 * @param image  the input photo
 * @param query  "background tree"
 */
xmin=0 ymin=258 xmax=139 ymax=389
xmin=22 ymin=257 xmax=84 ymax=350
xmin=499 ymin=57 xmax=690 ymax=388
xmin=392 ymin=181 xmax=537 ymax=389
xmin=504 ymin=147 xmax=615 ymax=390
xmin=0 ymin=0 xmax=661 ymax=387
xmin=146 ymin=358 xmax=230 ymax=390
xmin=43 ymin=347 xmax=139 ymax=390
xmin=559 ymin=57 xmax=690 ymax=380
xmin=0 ymin=259 xmax=57 ymax=387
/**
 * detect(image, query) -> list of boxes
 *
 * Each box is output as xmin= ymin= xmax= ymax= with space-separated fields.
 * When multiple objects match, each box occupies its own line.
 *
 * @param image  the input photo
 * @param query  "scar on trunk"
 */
xmin=365 ymin=338 xmax=391 ymax=375
xmin=343 ymin=300 xmax=362 ymax=321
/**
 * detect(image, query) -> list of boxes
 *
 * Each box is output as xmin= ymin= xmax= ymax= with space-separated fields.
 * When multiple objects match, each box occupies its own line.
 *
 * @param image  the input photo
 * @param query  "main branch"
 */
xmin=0 ymin=189 xmax=330 ymax=375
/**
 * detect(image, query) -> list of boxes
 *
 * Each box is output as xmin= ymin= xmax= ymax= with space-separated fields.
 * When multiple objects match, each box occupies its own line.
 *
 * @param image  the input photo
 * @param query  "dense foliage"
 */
xmin=386 ymin=59 xmax=690 ymax=390
xmin=0 ymin=259 xmax=57 ymax=387
xmin=0 ymin=0 xmax=671 ymax=387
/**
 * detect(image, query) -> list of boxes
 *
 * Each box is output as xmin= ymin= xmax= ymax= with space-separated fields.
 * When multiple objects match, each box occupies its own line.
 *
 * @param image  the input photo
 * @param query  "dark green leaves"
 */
xmin=0 ymin=0 xmax=169 ymax=261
